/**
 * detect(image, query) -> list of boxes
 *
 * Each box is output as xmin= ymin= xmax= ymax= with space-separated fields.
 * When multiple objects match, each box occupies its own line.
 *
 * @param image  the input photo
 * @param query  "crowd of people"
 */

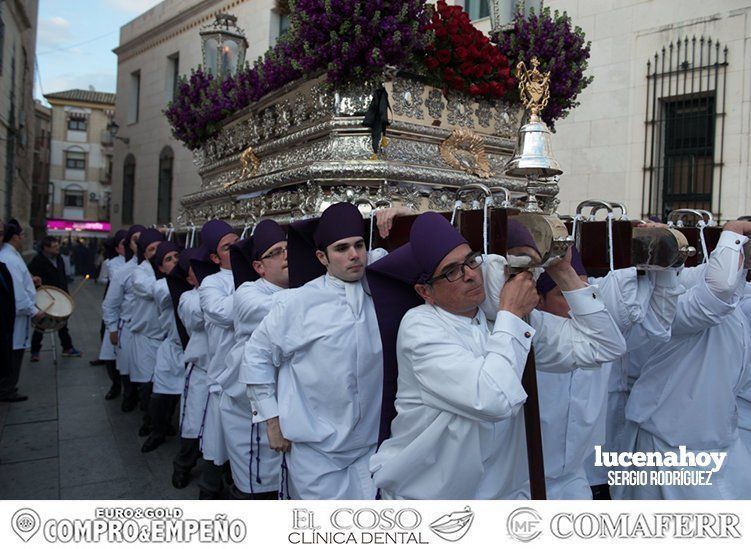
xmin=2 ymin=203 xmax=751 ymax=500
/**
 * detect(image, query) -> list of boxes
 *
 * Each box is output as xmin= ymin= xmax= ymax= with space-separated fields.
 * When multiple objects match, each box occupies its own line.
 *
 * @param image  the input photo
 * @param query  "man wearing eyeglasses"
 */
xmin=219 ymin=219 xmax=288 ymax=499
xmin=368 ymin=212 xmax=627 ymax=499
xmin=241 ymin=203 xmax=411 ymax=499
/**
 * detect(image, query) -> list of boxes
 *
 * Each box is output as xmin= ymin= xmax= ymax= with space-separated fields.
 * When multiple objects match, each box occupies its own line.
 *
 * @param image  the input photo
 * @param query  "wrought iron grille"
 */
xmin=641 ymin=36 xmax=728 ymax=220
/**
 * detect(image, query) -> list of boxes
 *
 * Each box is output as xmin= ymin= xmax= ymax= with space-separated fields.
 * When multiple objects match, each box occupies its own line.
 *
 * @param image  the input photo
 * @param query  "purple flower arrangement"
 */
xmin=165 ymin=2 xmax=594 ymax=149
xmin=166 ymin=1 xmax=429 ymax=150
xmin=496 ymin=7 xmax=593 ymax=129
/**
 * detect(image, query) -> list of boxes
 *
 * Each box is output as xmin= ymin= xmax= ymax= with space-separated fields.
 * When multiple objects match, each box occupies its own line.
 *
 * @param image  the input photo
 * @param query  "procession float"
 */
xmin=165 ymin=1 xmax=712 ymax=499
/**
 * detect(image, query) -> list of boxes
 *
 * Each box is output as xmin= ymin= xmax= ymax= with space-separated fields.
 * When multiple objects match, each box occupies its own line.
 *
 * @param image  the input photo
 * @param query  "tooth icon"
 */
xmin=12 ymin=508 xmax=41 ymax=542
xmin=430 ymin=506 xmax=475 ymax=542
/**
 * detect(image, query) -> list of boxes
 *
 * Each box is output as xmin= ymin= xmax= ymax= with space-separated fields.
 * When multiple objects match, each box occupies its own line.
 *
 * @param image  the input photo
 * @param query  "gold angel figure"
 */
xmin=516 ymin=57 xmax=551 ymax=121
xmin=224 ymin=146 xmax=261 ymax=189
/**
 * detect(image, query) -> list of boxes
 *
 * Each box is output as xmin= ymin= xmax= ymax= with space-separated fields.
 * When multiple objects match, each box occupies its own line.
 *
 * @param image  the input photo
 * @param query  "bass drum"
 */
xmin=33 ymin=285 xmax=75 ymax=332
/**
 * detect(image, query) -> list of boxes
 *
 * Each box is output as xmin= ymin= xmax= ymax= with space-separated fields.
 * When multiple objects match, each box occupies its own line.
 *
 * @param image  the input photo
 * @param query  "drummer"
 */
xmin=28 ymin=236 xmax=83 ymax=362
xmin=0 ymin=220 xmax=44 ymax=403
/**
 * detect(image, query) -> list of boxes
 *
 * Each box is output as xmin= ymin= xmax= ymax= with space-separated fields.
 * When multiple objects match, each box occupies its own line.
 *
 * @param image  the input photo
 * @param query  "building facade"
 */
xmin=115 ymin=0 xmax=751 ymax=225
xmin=110 ymin=0 xmax=288 ymax=228
xmin=0 ymin=0 xmax=38 ymax=238
xmin=30 ymin=98 xmax=50 ymax=238
xmin=43 ymin=89 xmax=116 ymax=239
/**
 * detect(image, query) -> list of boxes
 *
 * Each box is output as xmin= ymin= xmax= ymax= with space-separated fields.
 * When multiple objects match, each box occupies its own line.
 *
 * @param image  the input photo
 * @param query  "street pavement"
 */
xmin=0 ymin=278 xmax=197 ymax=499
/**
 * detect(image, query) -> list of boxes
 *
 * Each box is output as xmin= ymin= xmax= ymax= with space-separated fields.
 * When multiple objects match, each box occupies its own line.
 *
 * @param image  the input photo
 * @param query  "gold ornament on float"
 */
xmin=439 ymin=128 xmax=493 ymax=179
xmin=225 ymin=146 xmax=261 ymax=188
xmin=516 ymin=57 xmax=551 ymax=122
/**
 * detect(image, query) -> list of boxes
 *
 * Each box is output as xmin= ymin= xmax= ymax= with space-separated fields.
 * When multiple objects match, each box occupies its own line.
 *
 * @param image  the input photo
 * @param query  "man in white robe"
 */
xmin=368 ymin=212 xmax=627 ymax=499
xmin=241 ymin=203 xmax=408 ymax=499
xmin=626 ymin=220 xmax=751 ymax=499
xmin=97 ymin=229 xmax=127 ymax=400
xmin=221 ymin=220 xmax=288 ymax=498
xmin=172 ymin=249 xmax=216 ymax=491
xmin=141 ymin=241 xmax=182 ymax=453
xmin=197 ymin=220 xmax=239 ymax=499
xmin=128 ymin=229 xmax=166 ymax=435
xmin=535 ymin=245 xmax=682 ymax=499
xmin=102 ymin=225 xmax=145 ymax=411
xmin=0 ymin=220 xmax=43 ymax=402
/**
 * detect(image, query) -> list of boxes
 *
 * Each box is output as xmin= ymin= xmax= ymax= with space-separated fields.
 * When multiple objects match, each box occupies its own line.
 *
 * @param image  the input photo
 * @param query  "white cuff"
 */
xmin=562 ymin=285 xmax=607 ymax=315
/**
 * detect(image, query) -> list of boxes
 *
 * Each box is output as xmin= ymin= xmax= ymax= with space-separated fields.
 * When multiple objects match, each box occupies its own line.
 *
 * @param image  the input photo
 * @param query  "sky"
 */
xmin=35 ymin=0 xmax=163 ymax=104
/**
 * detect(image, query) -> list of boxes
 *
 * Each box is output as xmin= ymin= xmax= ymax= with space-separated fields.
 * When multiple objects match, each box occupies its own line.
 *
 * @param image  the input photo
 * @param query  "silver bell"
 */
xmin=504 ymin=118 xmax=562 ymax=179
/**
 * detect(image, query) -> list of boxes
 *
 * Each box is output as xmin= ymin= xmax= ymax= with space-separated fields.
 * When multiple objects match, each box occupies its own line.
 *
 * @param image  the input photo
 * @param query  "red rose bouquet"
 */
xmin=423 ymin=1 xmax=515 ymax=98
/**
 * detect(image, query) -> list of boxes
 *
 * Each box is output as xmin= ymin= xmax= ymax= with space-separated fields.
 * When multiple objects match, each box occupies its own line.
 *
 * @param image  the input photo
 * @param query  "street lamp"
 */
xmin=106 ymin=121 xmax=129 ymax=145
xmin=200 ymin=13 xmax=248 ymax=78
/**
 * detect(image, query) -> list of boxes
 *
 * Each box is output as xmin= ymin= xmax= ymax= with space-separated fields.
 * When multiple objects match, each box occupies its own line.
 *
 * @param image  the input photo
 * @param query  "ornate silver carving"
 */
xmin=425 ymin=89 xmax=445 ymax=120
xmin=495 ymin=101 xmax=523 ymax=137
xmin=475 ymin=99 xmax=494 ymax=129
xmin=293 ymin=93 xmax=311 ymax=126
xmin=391 ymin=77 xmax=425 ymax=120
xmin=446 ymin=91 xmax=475 ymax=128
xmin=260 ymin=107 xmax=276 ymax=141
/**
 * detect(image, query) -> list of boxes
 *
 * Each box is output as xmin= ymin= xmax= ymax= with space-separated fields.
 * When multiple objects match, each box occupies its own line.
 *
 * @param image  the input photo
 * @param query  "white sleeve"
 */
xmin=178 ymin=290 xmax=204 ymax=334
xmin=8 ymin=259 xmax=37 ymax=317
xmin=131 ymin=263 xmax=156 ymax=299
xmin=101 ymin=269 xmax=125 ymax=332
xmin=672 ymin=231 xmax=748 ymax=336
xmin=199 ymin=277 xmax=234 ymax=328
xmin=398 ymin=309 xmax=530 ymax=423
xmin=241 ymin=300 xmax=287 ymax=423
xmin=531 ymin=285 xmax=627 ymax=372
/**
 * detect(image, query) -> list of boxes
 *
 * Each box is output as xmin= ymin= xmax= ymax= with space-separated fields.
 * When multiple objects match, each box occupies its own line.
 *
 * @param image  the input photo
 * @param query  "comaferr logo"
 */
xmin=429 ymin=506 xmax=475 ymax=542
xmin=507 ymin=507 xmax=542 ymax=542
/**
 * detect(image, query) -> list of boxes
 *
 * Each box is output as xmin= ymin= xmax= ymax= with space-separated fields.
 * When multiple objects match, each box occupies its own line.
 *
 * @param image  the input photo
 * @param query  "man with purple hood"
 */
xmin=220 ymin=219 xmax=288 ymax=499
xmin=128 ymin=228 xmax=167 ymax=436
xmin=102 ymin=224 xmax=145 ymax=411
xmin=197 ymin=220 xmax=239 ymax=498
xmin=240 ymin=202 xmax=411 ymax=499
xmin=97 ymin=229 xmax=128 ymax=400
xmin=172 ymin=247 xmax=218 ymax=491
xmin=367 ymin=213 xmax=626 ymax=499
xmin=141 ymin=240 xmax=182 ymax=453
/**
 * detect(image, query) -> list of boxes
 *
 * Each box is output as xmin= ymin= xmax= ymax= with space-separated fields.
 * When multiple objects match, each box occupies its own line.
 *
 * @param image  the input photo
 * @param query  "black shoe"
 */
xmin=0 ymin=394 xmax=28 ymax=403
xmin=138 ymin=423 xmax=152 ymax=437
xmin=141 ymin=436 xmax=165 ymax=453
xmin=172 ymin=470 xmax=190 ymax=489
xmin=121 ymin=397 xmax=138 ymax=413
xmin=89 ymin=359 xmax=106 ymax=366
xmin=105 ymin=385 xmax=121 ymax=400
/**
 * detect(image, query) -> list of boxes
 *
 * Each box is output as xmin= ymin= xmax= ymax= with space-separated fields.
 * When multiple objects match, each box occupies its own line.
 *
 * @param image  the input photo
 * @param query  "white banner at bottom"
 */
xmin=1 ymin=500 xmax=748 ymax=548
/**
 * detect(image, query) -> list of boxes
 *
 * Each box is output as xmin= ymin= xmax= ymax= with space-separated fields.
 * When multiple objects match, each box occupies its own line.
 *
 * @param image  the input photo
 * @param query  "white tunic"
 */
xmin=242 ymin=267 xmax=385 ymax=500
xmin=152 ymin=278 xmax=185 ymax=395
xmin=220 ymin=278 xmax=285 ymax=494
xmin=177 ymin=289 xmax=210 ymax=439
xmin=738 ymin=283 xmax=751 ymax=452
xmin=198 ymin=268 xmax=236 ymax=464
xmin=370 ymin=254 xmax=627 ymax=500
xmin=98 ymin=255 xmax=126 ymax=361
xmin=539 ymin=268 xmax=682 ymax=498
xmin=128 ymin=260 xmax=165 ymax=383
xmin=0 ymin=243 xmax=38 ymax=350
xmin=102 ymin=256 xmax=138 ymax=375
xmin=626 ymin=230 xmax=751 ymax=498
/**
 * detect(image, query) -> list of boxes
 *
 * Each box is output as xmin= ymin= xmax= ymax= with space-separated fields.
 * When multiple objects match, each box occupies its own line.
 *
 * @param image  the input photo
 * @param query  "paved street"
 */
xmin=0 ymin=278 xmax=194 ymax=499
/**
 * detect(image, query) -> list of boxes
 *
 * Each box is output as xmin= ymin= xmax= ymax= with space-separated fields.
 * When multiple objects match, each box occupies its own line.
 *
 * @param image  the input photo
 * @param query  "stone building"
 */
xmin=110 ymin=0 xmax=288 ymax=228
xmin=43 ymin=89 xmax=116 ymax=239
xmin=0 ymin=0 xmax=38 ymax=239
xmin=30 ymin=98 xmax=50 ymax=238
